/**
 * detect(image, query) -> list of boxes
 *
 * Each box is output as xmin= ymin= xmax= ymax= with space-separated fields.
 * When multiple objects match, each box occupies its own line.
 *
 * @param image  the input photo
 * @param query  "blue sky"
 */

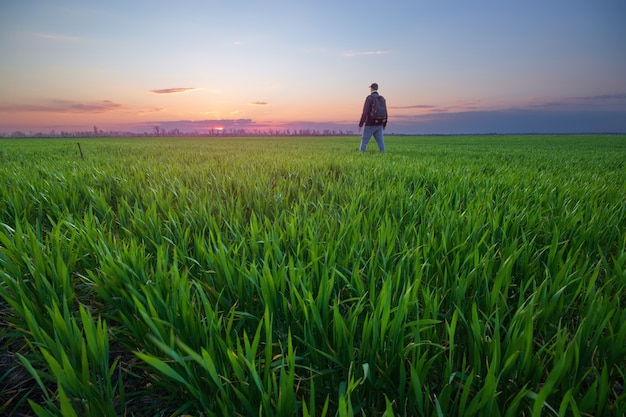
xmin=1 ymin=0 xmax=625 ymax=135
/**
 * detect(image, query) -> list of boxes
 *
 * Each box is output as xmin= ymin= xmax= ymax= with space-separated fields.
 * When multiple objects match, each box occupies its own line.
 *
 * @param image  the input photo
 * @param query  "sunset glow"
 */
xmin=1 ymin=1 xmax=625 ymax=135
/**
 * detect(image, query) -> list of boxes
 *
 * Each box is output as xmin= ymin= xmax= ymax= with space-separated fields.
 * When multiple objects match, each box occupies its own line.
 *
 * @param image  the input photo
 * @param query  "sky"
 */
xmin=1 ymin=0 xmax=625 ymax=135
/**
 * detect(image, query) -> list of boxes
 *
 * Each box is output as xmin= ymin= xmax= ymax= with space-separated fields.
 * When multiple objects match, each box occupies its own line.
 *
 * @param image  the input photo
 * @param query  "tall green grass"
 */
xmin=1 ymin=135 xmax=625 ymax=416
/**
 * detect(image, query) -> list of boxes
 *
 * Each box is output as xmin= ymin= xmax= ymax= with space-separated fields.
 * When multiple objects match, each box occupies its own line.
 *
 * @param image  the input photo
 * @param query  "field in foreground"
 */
xmin=0 ymin=135 xmax=625 ymax=416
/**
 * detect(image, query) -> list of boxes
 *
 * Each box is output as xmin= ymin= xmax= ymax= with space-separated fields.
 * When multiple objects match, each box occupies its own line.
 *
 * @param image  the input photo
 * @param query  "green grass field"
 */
xmin=1 ymin=135 xmax=625 ymax=416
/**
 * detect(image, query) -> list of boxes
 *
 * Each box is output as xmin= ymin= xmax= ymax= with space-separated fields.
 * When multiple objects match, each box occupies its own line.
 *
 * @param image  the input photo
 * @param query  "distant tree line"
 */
xmin=1 ymin=125 xmax=356 ymax=138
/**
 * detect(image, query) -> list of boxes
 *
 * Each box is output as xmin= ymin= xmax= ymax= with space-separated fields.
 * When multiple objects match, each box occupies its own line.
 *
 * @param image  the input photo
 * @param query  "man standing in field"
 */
xmin=358 ymin=82 xmax=387 ymax=152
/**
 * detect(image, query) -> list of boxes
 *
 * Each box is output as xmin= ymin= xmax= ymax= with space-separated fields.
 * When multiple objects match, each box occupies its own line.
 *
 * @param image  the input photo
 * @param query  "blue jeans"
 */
xmin=360 ymin=125 xmax=385 ymax=152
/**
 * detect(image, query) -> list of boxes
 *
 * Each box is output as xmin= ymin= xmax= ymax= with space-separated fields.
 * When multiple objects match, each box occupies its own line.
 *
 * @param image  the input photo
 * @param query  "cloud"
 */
xmin=390 ymin=104 xmax=437 ymax=110
xmin=249 ymin=101 xmax=268 ymax=105
xmin=342 ymin=50 xmax=388 ymax=57
xmin=569 ymin=93 xmax=626 ymax=102
xmin=150 ymin=87 xmax=198 ymax=95
xmin=32 ymin=32 xmax=81 ymax=42
xmin=136 ymin=107 xmax=165 ymax=115
xmin=527 ymin=93 xmax=626 ymax=110
xmin=390 ymin=102 xmax=481 ymax=114
xmin=0 ymin=100 xmax=122 ymax=114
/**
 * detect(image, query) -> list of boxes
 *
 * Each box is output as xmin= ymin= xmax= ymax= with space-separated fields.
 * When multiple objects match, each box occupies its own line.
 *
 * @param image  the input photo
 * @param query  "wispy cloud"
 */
xmin=342 ymin=50 xmax=388 ymax=57
xmin=150 ymin=87 xmax=198 ymax=95
xmin=390 ymin=102 xmax=480 ymax=114
xmin=569 ymin=93 xmax=626 ymax=102
xmin=527 ymin=93 xmax=626 ymax=109
xmin=136 ymin=107 xmax=165 ymax=115
xmin=0 ymin=100 xmax=122 ymax=114
xmin=390 ymin=104 xmax=437 ymax=110
xmin=249 ymin=101 xmax=268 ymax=105
xmin=32 ymin=32 xmax=81 ymax=42
xmin=446 ymin=101 xmax=483 ymax=112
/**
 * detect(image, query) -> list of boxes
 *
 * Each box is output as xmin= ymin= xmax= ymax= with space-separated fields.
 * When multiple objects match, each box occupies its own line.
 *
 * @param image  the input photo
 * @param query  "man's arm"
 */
xmin=358 ymin=96 xmax=372 ymax=128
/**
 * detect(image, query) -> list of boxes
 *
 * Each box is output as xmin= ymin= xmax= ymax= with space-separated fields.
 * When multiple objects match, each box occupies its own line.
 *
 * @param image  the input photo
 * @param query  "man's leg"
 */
xmin=360 ymin=126 xmax=374 ymax=152
xmin=372 ymin=125 xmax=385 ymax=152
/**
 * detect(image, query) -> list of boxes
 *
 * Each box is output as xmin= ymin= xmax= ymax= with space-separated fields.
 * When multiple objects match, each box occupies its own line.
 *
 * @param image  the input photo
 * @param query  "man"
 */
xmin=358 ymin=82 xmax=387 ymax=152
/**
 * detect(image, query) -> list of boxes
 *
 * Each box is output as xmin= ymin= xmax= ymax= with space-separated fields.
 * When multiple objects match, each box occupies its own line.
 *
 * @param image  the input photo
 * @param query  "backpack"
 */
xmin=370 ymin=94 xmax=387 ymax=121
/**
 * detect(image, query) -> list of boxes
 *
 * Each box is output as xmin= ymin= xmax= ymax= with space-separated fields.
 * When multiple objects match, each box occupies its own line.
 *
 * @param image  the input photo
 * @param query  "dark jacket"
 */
xmin=359 ymin=92 xmax=387 ymax=128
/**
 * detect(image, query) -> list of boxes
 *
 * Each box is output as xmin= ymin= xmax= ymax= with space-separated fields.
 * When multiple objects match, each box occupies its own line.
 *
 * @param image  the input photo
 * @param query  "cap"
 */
xmin=369 ymin=83 xmax=378 ymax=90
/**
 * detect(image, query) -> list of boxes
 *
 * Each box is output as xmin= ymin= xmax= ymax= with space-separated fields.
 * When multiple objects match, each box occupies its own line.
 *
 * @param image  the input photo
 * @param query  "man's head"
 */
xmin=369 ymin=82 xmax=378 ymax=91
